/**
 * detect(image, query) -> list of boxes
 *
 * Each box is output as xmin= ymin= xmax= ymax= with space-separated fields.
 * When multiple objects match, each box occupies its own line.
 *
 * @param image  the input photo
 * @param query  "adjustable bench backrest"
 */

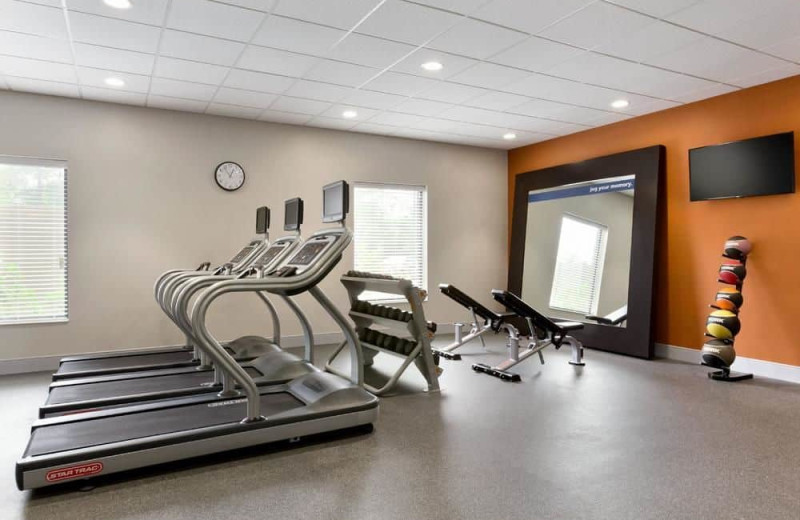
xmin=439 ymin=284 xmax=503 ymax=324
xmin=491 ymin=290 xmax=576 ymax=345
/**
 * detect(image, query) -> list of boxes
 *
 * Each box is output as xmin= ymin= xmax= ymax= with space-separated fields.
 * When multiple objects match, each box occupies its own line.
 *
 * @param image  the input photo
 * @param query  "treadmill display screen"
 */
xmin=256 ymin=207 xmax=270 ymax=234
xmin=229 ymin=245 xmax=255 ymax=263
xmin=322 ymin=180 xmax=349 ymax=223
xmin=288 ymin=241 xmax=328 ymax=266
xmin=284 ymin=198 xmax=303 ymax=231
xmin=253 ymin=244 xmax=285 ymax=267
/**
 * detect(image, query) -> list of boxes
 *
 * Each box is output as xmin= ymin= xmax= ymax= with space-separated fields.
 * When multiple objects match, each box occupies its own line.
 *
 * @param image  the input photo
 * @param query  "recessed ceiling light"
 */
xmin=421 ymin=61 xmax=443 ymax=72
xmin=104 ymin=0 xmax=132 ymax=9
xmin=104 ymin=77 xmax=125 ymax=88
xmin=503 ymin=133 xmax=517 ymax=140
xmin=342 ymin=110 xmax=358 ymax=119
xmin=611 ymin=99 xmax=629 ymax=109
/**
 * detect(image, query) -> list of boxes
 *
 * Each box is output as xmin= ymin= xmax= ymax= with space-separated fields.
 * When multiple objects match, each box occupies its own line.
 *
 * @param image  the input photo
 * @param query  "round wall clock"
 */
xmin=214 ymin=161 xmax=245 ymax=192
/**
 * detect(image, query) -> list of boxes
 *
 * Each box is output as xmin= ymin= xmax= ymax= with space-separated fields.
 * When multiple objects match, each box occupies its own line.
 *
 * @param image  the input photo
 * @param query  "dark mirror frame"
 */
xmin=508 ymin=145 xmax=664 ymax=359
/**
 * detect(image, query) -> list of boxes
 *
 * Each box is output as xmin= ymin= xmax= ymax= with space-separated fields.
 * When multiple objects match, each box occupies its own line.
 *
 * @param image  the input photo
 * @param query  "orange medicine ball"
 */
xmin=715 ymin=288 xmax=744 ymax=311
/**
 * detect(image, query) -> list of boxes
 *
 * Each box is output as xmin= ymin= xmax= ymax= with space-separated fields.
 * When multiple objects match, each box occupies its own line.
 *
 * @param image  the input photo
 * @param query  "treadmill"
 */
xmin=17 ymin=181 xmax=378 ymax=491
xmin=52 ymin=207 xmax=274 ymax=380
xmin=40 ymin=200 xmax=311 ymax=418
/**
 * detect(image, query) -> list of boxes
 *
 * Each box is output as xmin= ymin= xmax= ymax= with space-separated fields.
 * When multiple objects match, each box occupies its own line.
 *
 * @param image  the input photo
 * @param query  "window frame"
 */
xmin=0 ymin=155 xmax=69 ymax=326
xmin=353 ymin=181 xmax=428 ymax=304
xmin=548 ymin=212 xmax=608 ymax=316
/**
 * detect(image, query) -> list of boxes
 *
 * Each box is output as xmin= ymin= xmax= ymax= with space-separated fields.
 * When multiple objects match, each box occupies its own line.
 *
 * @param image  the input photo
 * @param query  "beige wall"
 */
xmin=0 ymin=90 xmax=507 ymax=362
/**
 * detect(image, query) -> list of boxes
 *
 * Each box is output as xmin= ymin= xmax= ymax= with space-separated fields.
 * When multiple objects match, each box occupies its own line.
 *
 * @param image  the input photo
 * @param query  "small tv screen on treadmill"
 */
xmin=289 ymin=241 xmax=328 ymax=266
xmin=256 ymin=206 xmax=270 ymax=234
xmin=322 ymin=180 xmax=349 ymax=223
xmin=284 ymin=198 xmax=303 ymax=231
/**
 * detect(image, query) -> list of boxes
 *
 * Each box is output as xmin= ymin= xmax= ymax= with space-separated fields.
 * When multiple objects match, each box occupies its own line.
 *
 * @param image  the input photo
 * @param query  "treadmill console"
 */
xmin=251 ymin=241 xmax=289 ymax=269
xmin=269 ymin=234 xmax=337 ymax=277
xmin=228 ymin=241 xmax=260 ymax=264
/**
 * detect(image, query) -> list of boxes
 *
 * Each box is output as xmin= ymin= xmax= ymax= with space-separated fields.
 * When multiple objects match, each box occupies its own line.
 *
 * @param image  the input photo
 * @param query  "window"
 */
xmin=0 ymin=157 xmax=68 ymax=325
xmin=354 ymin=183 xmax=427 ymax=301
xmin=549 ymin=214 xmax=607 ymax=315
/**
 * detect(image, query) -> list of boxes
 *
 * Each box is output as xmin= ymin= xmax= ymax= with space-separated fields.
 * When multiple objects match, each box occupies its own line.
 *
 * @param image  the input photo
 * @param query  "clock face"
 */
xmin=215 ymin=162 xmax=245 ymax=191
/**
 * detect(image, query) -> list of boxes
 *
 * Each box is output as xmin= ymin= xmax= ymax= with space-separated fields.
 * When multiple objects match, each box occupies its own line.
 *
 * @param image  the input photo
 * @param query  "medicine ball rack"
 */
xmin=325 ymin=271 xmax=441 ymax=395
xmin=702 ymin=241 xmax=753 ymax=382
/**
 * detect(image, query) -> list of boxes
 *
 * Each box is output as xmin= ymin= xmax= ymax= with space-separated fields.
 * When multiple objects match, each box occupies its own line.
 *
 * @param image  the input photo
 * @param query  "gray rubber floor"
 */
xmin=4 ymin=337 xmax=800 ymax=520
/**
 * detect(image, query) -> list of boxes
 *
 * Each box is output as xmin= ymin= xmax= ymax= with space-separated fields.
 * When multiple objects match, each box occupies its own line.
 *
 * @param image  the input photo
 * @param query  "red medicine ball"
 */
xmin=719 ymin=261 xmax=746 ymax=285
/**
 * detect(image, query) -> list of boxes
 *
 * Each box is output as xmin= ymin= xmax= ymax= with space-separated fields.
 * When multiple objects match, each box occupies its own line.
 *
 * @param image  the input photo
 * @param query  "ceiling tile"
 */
xmin=390 ymin=98 xmax=453 ymax=116
xmin=729 ymin=63 xmax=800 ymax=89
xmin=472 ymin=0 xmax=595 ymax=35
xmin=356 ymin=0 xmax=461 ymax=45
xmin=765 ymin=34 xmax=800 ymax=62
xmin=586 ymin=111 xmax=634 ymax=126
xmin=489 ymin=36 xmax=584 ymax=73
xmin=167 ymin=0 xmax=264 ymax=42
xmin=319 ymin=104 xmax=379 ymax=121
xmin=206 ymin=103 xmax=262 ymax=119
xmin=670 ymin=83 xmax=738 ymax=104
xmin=716 ymin=4 xmax=800 ymax=52
xmin=368 ymin=112 xmax=426 ymax=127
xmin=160 ymin=30 xmax=245 ymax=66
xmin=217 ymin=0 xmax=277 ymax=11
xmin=597 ymin=21 xmax=704 ymax=63
xmin=327 ymin=33 xmax=415 ymax=69
xmin=154 ymin=57 xmax=228 ymax=85
xmin=73 ymin=43 xmax=154 ymax=75
xmin=408 ymin=117 xmax=462 ymax=132
xmin=449 ymin=62 xmax=530 ymax=90
xmin=666 ymin=0 xmax=764 ymax=37
xmin=273 ymin=0 xmax=383 ymax=30
xmin=213 ymin=87 xmax=277 ymax=108
xmin=270 ymin=96 xmax=331 ymax=115
xmin=416 ymin=81 xmax=487 ymax=103
xmin=0 ymin=0 xmax=67 ymax=38
xmin=410 ymin=0 xmax=489 ymax=15
xmin=76 ymin=66 xmax=150 ymax=93
xmin=69 ymin=12 xmax=161 ymax=53
xmin=81 ymin=86 xmax=146 ymax=106
xmin=237 ymin=46 xmax=318 ymax=77
xmin=427 ymin=18 xmax=527 ymax=60
xmin=150 ymin=77 xmax=218 ymax=101
xmin=390 ymin=48 xmax=478 ymax=79
xmin=463 ymin=90 xmax=529 ymax=111
xmin=0 ymin=31 xmax=73 ymax=63
xmin=340 ymin=89 xmax=406 ymax=110
xmin=5 ymin=76 xmax=79 ymax=97
xmin=66 ymin=0 xmax=170 ymax=26
xmin=648 ymin=36 xmax=788 ymax=85
xmin=283 ymin=80 xmax=352 ymax=102
xmin=352 ymin=122 xmax=399 ymax=135
xmin=539 ymin=1 xmax=652 ymax=50
xmin=258 ymin=110 xmax=313 ymax=124
xmin=17 ymin=0 xmax=61 ymax=6
xmin=605 ymin=0 xmax=702 ymax=18
xmin=308 ymin=117 xmax=358 ymax=130
xmin=0 ymin=55 xmax=77 ymax=83
xmin=363 ymin=71 xmax=439 ymax=96
xmin=224 ymin=69 xmax=294 ymax=94
xmin=251 ymin=15 xmax=345 ymax=55
xmin=304 ymin=60 xmax=379 ymax=87
xmin=147 ymin=95 xmax=208 ymax=113
xmin=509 ymin=99 xmax=614 ymax=125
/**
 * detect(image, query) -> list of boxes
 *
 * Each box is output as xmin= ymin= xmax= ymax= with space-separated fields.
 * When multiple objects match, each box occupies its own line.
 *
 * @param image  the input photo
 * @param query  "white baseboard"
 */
xmin=655 ymin=343 xmax=800 ymax=384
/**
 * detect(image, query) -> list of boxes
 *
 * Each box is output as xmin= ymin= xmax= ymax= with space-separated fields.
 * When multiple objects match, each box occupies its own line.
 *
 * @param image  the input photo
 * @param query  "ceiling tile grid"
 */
xmin=0 ymin=0 xmax=797 ymax=149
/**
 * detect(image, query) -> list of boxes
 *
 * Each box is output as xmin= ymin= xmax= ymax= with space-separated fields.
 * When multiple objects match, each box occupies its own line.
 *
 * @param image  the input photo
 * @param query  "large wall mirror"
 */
xmin=508 ymin=146 xmax=664 ymax=358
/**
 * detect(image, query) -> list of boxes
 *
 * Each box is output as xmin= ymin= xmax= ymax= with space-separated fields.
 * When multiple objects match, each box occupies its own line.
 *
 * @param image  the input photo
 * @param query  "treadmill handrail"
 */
xmin=190 ymin=227 xmax=358 ymax=421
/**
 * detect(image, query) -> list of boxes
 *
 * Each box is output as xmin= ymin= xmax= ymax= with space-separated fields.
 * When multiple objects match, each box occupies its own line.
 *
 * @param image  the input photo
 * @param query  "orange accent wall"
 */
xmin=508 ymin=75 xmax=800 ymax=366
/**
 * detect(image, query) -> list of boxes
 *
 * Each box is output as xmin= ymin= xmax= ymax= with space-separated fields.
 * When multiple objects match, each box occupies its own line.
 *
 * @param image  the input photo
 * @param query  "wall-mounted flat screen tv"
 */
xmin=689 ymin=132 xmax=795 ymax=201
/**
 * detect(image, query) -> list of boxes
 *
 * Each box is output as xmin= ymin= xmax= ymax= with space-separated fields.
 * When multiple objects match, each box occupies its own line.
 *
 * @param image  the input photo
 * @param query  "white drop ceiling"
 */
xmin=1 ymin=0 xmax=799 ymax=149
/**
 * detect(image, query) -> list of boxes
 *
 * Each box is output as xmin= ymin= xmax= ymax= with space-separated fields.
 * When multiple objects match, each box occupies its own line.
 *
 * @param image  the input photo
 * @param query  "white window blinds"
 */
xmin=549 ymin=214 xmax=607 ymax=315
xmin=0 ymin=157 xmax=68 ymax=325
xmin=354 ymin=183 xmax=427 ymax=301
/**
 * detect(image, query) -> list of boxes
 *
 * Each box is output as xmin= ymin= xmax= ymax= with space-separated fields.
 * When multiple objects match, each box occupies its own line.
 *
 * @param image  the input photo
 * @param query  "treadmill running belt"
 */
xmin=46 ymin=368 xmax=262 ymax=405
xmin=56 ymin=351 xmax=195 ymax=374
xmin=28 ymin=392 xmax=303 ymax=457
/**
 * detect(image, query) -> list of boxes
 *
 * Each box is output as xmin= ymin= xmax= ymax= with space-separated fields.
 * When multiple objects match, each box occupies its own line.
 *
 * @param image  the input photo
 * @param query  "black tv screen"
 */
xmin=322 ymin=180 xmax=349 ymax=223
xmin=689 ymin=132 xmax=795 ymax=201
xmin=256 ymin=206 xmax=269 ymax=234
xmin=284 ymin=197 xmax=303 ymax=231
